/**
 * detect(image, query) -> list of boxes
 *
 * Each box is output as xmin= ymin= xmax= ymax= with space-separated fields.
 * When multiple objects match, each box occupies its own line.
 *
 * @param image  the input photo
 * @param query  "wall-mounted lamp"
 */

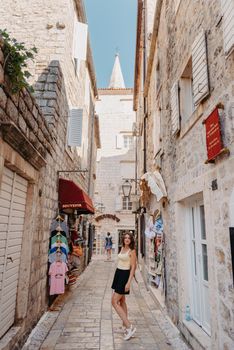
xmin=122 ymin=178 xmax=141 ymax=198
xmin=122 ymin=179 xmax=132 ymax=198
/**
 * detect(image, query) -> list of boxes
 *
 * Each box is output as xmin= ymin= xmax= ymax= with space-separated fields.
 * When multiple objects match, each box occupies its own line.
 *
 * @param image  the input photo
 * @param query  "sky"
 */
xmin=85 ymin=0 xmax=137 ymax=88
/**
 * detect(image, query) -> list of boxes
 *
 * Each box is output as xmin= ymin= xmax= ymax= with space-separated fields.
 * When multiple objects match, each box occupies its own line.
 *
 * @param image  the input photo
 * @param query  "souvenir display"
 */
xmin=48 ymin=213 xmax=93 ymax=296
xmin=147 ymin=214 xmax=165 ymax=292
xmin=48 ymin=215 xmax=69 ymax=295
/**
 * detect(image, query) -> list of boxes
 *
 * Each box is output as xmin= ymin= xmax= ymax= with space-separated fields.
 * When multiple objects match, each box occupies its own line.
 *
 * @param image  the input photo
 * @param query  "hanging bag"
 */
xmin=72 ymin=244 xmax=83 ymax=257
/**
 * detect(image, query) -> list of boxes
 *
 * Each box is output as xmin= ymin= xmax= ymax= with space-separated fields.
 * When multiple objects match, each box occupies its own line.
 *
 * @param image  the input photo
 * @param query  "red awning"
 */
xmin=58 ymin=178 xmax=95 ymax=214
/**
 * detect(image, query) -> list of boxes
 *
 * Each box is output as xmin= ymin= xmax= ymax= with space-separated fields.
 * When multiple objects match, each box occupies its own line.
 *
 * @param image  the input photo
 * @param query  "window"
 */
xmin=170 ymin=31 xmax=209 ymax=134
xmin=116 ymin=134 xmax=133 ymax=149
xmin=123 ymin=135 xmax=133 ymax=148
xmin=179 ymin=57 xmax=195 ymax=124
xmin=122 ymin=197 xmax=132 ymax=211
xmin=73 ymin=21 xmax=88 ymax=74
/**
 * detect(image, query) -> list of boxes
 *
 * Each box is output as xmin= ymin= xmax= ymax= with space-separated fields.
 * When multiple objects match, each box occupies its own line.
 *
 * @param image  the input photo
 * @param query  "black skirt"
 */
xmin=111 ymin=268 xmax=130 ymax=295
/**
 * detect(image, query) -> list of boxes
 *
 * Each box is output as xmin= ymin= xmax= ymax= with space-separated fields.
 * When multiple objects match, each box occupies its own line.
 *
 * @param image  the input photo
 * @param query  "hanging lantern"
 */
xmin=122 ymin=179 xmax=132 ymax=198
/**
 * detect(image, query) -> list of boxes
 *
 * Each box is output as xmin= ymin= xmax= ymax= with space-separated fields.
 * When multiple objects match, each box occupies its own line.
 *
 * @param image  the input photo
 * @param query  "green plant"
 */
xmin=0 ymin=29 xmax=37 ymax=93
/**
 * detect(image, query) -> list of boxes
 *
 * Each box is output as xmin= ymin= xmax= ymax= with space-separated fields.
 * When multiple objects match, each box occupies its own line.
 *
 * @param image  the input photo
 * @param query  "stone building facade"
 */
xmin=94 ymin=55 xmax=136 ymax=256
xmin=0 ymin=0 xmax=99 ymax=349
xmin=134 ymin=0 xmax=234 ymax=349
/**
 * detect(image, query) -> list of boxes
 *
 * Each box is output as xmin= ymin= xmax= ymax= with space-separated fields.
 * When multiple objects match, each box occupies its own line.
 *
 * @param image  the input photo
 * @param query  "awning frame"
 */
xmin=58 ymin=177 xmax=95 ymax=215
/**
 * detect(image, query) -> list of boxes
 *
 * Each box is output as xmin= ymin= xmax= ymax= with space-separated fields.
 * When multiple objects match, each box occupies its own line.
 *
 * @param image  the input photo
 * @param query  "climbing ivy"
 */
xmin=0 ymin=29 xmax=37 ymax=94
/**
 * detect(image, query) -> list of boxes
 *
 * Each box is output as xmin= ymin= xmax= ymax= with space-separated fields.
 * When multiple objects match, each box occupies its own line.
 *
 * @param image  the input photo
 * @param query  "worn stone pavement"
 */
xmin=23 ymin=256 xmax=190 ymax=350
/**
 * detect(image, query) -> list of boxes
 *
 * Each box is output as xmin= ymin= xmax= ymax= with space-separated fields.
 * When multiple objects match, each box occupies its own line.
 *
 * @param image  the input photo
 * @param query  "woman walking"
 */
xmin=105 ymin=232 xmax=113 ymax=260
xmin=111 ymin=232 xmax=137 ymax=340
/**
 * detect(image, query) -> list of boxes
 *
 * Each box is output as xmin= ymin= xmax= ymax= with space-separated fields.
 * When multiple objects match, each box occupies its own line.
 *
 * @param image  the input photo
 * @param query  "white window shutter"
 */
xmin=68 ymin=109 xmax=83 ymax=147
xmin=116 ymin=134 xmax=123 ymax=149
xmin=192 ymin=31 xmax=209 ymax=105
xmin=74 ymin=22 xmax=88 ymax=61
xmin=170 ymin=82 xmax=180 ymax=135
xmin=115 ymin=196 xmax=122 ymax=211
xmin=221 ymin=0 xmax=234 ymax=56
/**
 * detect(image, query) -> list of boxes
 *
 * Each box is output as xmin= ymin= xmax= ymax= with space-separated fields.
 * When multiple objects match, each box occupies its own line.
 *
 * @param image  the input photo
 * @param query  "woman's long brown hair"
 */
xmin=121 ymin=232 xmax=135 ymax=250
xmin=121 ymin=232 xmax=138 ymax=283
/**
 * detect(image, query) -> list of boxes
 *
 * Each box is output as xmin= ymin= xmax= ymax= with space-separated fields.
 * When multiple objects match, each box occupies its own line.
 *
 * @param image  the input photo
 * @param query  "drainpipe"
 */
xmin=143 ymin=0 xmax=147 ymax=174
xmin=142 ymin=0 xmax=163 ymax=173
xmin=88 ymin=103 xmax=95 ymax=195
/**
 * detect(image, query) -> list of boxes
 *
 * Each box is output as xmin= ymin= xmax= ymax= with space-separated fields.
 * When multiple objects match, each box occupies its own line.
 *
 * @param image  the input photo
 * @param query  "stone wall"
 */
xmin=0 ymin=40 xmax=53 ymax=348
xmin=134 ymin=0 xmax=234 ymax=348
xmin=142 ymin=0 xmax=234 ymax=349
xmin=0 ymin=0 xmax=86 ymax=106
xmin=0 ymin=32 xmax=92 ymax=349
xmin=0 ymin=0 xmax=96 ymax=180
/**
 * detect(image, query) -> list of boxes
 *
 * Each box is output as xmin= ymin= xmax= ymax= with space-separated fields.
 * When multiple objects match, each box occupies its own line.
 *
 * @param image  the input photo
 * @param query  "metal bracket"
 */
xmin=57 ymin=169 xmax=88 ymax=176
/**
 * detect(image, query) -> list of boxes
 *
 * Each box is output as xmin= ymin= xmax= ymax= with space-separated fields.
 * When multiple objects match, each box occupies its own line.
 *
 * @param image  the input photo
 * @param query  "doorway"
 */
xmin=188 ymin=199 xmax=211 ymax=334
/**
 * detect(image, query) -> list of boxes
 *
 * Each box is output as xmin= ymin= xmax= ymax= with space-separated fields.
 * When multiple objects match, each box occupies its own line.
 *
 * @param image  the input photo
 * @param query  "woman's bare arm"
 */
xmin=125 ymin=250 xmax=137 ymax=291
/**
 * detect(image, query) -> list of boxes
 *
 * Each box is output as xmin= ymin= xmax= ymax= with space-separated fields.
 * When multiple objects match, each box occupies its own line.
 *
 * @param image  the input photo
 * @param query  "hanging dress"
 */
xmin=49 ymin=261 xmax=68 ymax=295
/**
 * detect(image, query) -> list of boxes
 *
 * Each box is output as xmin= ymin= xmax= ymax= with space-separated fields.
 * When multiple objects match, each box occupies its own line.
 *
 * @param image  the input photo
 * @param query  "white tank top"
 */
xmin=117 ymin=249 xmax=131 ymax=270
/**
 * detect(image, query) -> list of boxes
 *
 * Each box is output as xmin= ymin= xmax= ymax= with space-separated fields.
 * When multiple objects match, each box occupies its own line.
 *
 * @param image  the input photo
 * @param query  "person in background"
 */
xmin=111 ymin=232 xmax=137 ymax=340
xmin=105 ymin=232 xmax=113 ymax=261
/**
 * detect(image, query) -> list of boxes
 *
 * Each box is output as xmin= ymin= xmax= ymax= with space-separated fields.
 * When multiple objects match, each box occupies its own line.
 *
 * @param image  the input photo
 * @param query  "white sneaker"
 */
xmin=115 ymin=326 xmax=126 ymax=334
xmin=124 ymin=325 xmax=136 ymax=340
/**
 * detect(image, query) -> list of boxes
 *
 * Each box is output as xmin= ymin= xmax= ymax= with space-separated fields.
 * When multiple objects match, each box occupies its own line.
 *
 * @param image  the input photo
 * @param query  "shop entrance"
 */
xmin=188 ymin=200 xmax=210 ymax=334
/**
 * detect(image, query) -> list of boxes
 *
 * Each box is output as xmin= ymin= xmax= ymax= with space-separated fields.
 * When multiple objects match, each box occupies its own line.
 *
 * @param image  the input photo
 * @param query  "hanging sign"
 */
xmin=203 ymin=106 xmax=228 ymax=163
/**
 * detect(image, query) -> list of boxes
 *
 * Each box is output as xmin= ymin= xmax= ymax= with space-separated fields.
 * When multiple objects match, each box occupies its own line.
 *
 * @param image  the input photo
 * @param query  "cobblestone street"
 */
xmin=23 ymin=257 xmax=189 ymax=350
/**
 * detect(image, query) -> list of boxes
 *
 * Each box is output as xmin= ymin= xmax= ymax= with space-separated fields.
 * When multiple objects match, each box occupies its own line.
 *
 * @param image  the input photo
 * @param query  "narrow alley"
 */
xmin=23 ymin=257 xmax=189 ymax=350
xmin=0 ymin=0 xmax=234 ymax=349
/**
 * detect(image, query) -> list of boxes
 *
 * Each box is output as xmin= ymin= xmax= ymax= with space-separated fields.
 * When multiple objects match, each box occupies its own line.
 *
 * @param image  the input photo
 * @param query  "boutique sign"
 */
xmin=203 ymin=106 xmax=229 ymax=163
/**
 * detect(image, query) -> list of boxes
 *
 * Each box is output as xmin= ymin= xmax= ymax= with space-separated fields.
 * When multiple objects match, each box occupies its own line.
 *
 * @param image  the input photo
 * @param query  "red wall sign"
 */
xmin=204 ymin=108 xmax=223 ymax=162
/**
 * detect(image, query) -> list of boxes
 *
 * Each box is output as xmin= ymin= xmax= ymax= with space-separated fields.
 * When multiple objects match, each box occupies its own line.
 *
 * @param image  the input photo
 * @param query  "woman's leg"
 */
xmin=112 ymin=292 xmax=131 ymax=328
xmin=120 ymin=295 xmax=128 ymax=320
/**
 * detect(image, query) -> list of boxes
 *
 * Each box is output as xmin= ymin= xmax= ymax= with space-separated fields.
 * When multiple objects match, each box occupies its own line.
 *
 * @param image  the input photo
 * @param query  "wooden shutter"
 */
xmin=68 ymin=109 xmax=83 ymax=147
xmin=192 ymin=31 xmax=209 ymax=105
xmin=74 ymin=22 xmax=88 ymax=61
xmin=170 ymin=82 xmax=180 ymax=135
xmin=221 ymin=0 xmax=234 ymax=56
